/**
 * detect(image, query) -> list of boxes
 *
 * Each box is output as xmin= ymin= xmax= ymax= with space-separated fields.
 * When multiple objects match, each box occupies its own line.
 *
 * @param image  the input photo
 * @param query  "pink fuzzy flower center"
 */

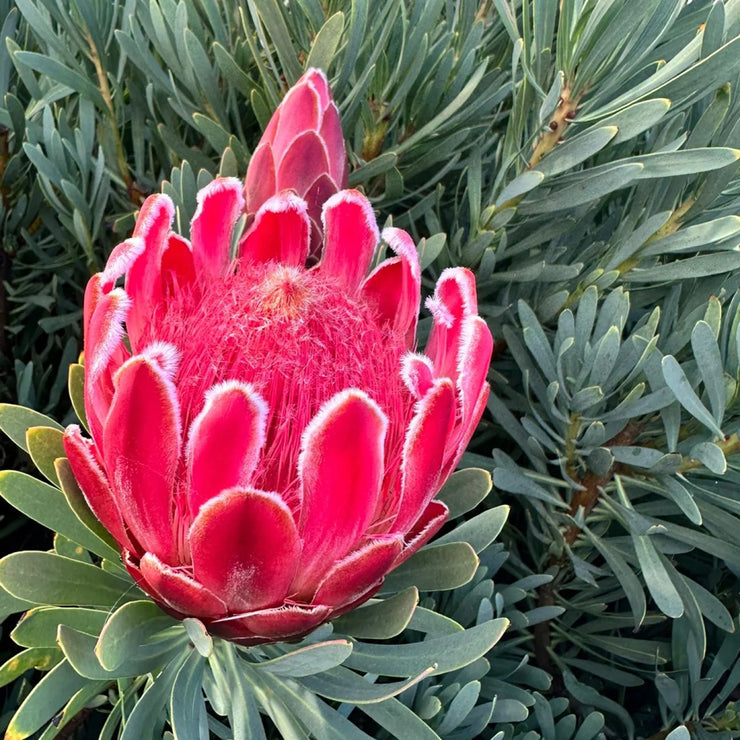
xmin=142 ymin=260 xmax=413 ymax=510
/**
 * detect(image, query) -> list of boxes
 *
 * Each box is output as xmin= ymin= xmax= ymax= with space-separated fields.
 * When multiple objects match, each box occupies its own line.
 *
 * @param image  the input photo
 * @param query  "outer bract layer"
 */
xmin=65 ymin=179 xmax=492 ymax=645
xmin=244 ymin=68 xmax=348 ymax=253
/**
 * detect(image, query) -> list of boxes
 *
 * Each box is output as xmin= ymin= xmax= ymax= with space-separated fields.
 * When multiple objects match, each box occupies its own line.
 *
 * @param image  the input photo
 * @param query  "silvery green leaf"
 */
xmin=588 ymin=326 xmax=621 ymax=388
xmin=602 ymin=99 xmax=672 ymax=144
xmin=691 ymin=320 xmax=726 ymax=422
xmin=346 ymin=619 xmax=509 ymax=677
xmin=583 ymin=528 xmax=646 ymax=628
xmin=495 ymin=170 xmax=546 ymax=207
xmin=520 ymin=300 xmax=558 ymax=379
xmin=688 ymin=441 xmax=726 ymax=475
xmin=655 ymin=672 xmax=684 ymax=716
xmin=493 ymin=467 xmax=568 ymax=508
xmin=641 ymin=215 xmax=740 ymax=257
xmin=490 ymin=698 xmax=529 ymax=722
xmin=587 ymin=447 xmax=614 ymax=476
xmin=571 ymin=386 xmax=605 ymax=412
xmin=630 ymin=250 xmax=740 ymax=283
xmin=701 ymin=0 xmax=725 ymax=58
xmin=360 ymin=698 xmax=440 ymax=740
xmin=332 ymin=587 xmax=418 ymax=640
xmin=661 ymin=477 xmax=702 ymax=525
xmin=539 ymin=70 xmax=563 ymax=124
xmin=604 ymin=210 xmax=673 ymax=270
xmin=611 ymin=446 xmax=665 ymax=469
xmin=3 ymin=659 xmax=94 ymax=740
xmin=683 ymin=576 xmax=734 ymax=632
xmin=259 ymin=640 xmax=353 ymax=678
xmin=518 ymin=163 xmax=643 ymax=213
xmin=664 ymin=727 xmax=690 ymax=740
xmin=0 ymin=403 xmax=64 ymax=452
xmin=535 ymin=126 xmax=617 ymax=177
xmin=301 ymin=664 xmax=434 ymax=704
xmin=379 ymin=541 xmax=478 ymax=593
xmin=170 ymin=649 xmax=207 ymax=740
xmin=435 ymin=468 xmax=492 ymax=518
xmin=435 ymin=505 xmax=509 ymax=553
xmin=661 ymin=355 xmax=723 ymax=437
xmin=563 ymin=671 xmax=635 ymax=738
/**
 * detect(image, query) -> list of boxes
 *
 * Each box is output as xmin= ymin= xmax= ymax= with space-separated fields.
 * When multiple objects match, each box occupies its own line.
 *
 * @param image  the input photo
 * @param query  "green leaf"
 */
xmin=518 ymin=163 xmax=643 ymax=213
xmin=417 ymin=233 xmax=447 ymax=271
xmin=664 ymin=726 xmax=690 ymax=740
xmin=662 ymin=355 xmax=723 ymax=437
xmin=4 ymin=659 xmax=91 ymax=740
xmin=632 ymin=148 xmax=739 ymax=179
xmin=493 ymin=466 xmax=569 ymax=508
xmin=519 ymin=299 xmax=557 ymax=378
xmin=563 ymin=671 xmax=634 ymax=738
xmin=495 ymin=170 xmax=545 ymax=207
xmin=602 ymin=99 xmax=672 ymax=144
xmin=95 ymin=600 xmax=179 ymax=671
xmin=219 ymin=644 xmax=267 ymax=740
xmin=583 ymin=528 xmax=646 ymax=629
xmin=183 ymin=618 xmax=213 ymax=658
xmin=661 ymin=477 xmax=702 ymax=525
xmin=0 ymin=647 xmax=61 ymax=690
xmin=257 ymin=669 xmax=372 ymax=740
xmin=37 ymin=680 xmax=110 ymax=740
xmin=380 ymin=541 xmax=478 ymax=593
xmin=0 ymin=583 xmax=34 ymax=622
xmin=434 ymin=505 xmax=509 ymax=553
xmin=11 ymin=606 xmax=108 ymax=648
xmin=584 ymin=36 xmax=740 ymax=118
xmin=641 ymin=216 xmax=740 ymax=257
xmin=0 ymin=403 xmax=64 ymax=452
xmin=345 ymin=618 xmax=509 ymax=677
xmin=435 ymin=468 xmax=492 ymax=518
xmin=59 ymin=624 xmax=179 ymax=680
xmin=258 ymin=640 xmax=353 ymax=678
xmin=305 ymin=12 xmax=345 ymax=72
xmin=629 ymin=251 xmax=740 ymax=282
xmin=691 ymin=320 xmax=726 ymax=422
xmin=360 ymin=697 xmax=441 ymax=740
xmin=12 ymin=51 xmax=105 ymax=109
xmin=25 ymin=426 xmax=64 ymax=486
xmin=535 ymin=126 xmax=618 ymax=177
xmin=301 ymin=663 xmax=435 ymax=704
xmin=633 ymin=534 xmax=684 ymax=619
xmin=689 ymin=441 xmax=726 ymax=475
xmin=0 ymin=551 xmax=136 ymax=608
xmin=54 ymin=458 xmax=119 ymax=554
xmin=170 ymin=648 xmax=207 ymax=740
xmin=120 ymin=651 xmax=188 ymax=740
xmin=0 ymin=471 xmax=117 ymax=561
xmin=333 ymin=587 xmax=418 ymax=639
xmin=685 ymin=577 xmax=734 ymax=633
xmin=249 ymin=0 xmax=302 ymax=83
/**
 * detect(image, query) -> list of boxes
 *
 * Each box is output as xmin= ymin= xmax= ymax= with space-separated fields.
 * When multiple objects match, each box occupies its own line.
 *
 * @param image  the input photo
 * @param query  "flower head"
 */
xmin=244 ymin=68 xmax=348 ymax=253
xmin=64 ymin=179 xmax=492 ymax=644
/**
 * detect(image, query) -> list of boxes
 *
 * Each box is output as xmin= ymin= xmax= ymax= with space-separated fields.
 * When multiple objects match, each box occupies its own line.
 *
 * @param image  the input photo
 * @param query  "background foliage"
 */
xmin=1 ymin=0 xmax=739 ymax=738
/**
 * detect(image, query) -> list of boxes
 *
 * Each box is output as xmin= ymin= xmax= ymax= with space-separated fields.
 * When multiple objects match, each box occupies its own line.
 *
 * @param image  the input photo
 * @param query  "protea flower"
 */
xmin=244 ymin=68 xmax=348 ymax=252
xmin=63 ymin=177 xmax=492 ymax=645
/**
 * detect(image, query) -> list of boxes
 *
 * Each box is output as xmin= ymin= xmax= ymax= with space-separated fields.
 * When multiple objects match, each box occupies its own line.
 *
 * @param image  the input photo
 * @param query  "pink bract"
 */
xmin=65 ymin=183 xmax=492 ymax=646
xmin=244 ymin=68 xmax=348 ymax=253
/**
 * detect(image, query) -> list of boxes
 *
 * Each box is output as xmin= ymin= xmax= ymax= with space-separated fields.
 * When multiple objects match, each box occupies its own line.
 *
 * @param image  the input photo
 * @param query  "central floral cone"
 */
xmin=64 ymin=180 xmax=492 ymax=644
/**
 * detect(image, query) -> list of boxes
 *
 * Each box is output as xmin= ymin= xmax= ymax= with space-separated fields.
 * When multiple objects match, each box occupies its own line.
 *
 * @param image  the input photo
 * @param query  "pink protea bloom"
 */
xmin=244 ymin=68 xmax=348 ymax=252
xmin=63 ymin=178 xmax=492 ymax=645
